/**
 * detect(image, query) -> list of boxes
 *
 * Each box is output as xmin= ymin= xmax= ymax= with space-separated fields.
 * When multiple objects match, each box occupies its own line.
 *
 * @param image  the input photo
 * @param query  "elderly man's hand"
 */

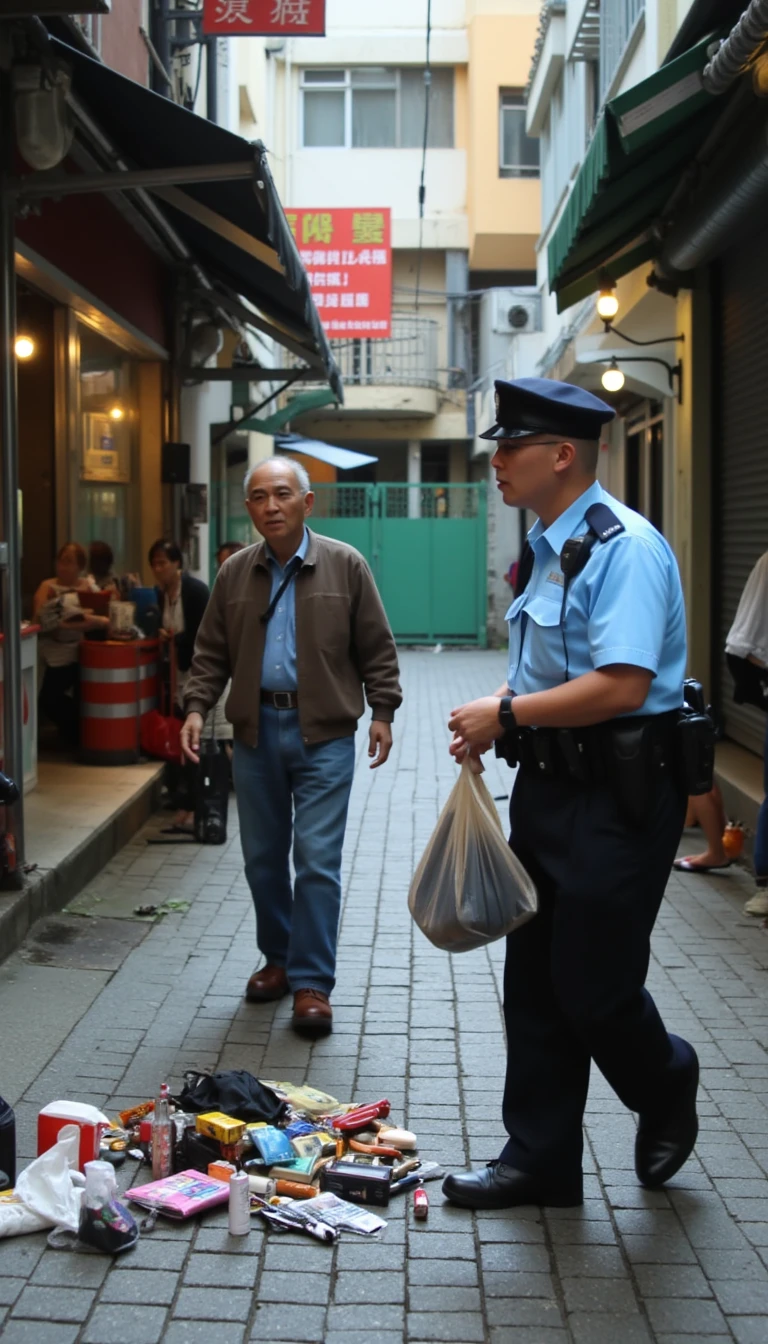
xmin=180 ymin=712 xmax=204 ymax=764
xmin=369 ymin=720 xmax=393 ymax=768
xmin=447 ymin=697 xmax=503 ymax=755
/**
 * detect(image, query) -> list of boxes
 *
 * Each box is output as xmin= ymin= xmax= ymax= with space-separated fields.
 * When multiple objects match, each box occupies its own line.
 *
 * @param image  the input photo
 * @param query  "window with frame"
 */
xmin=499 ymin=90 xmax=540 ymax=178
xmin=301 ymin=67 xmax=454 ymax=150
xmin=73 ymin=13 xmax=102 ymax=53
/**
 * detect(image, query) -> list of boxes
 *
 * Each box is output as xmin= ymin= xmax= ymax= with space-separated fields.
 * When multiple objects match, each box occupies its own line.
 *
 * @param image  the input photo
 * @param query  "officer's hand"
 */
xmin=180 ymin=712 xmax=204 ymax=764
xmin=448 ymin=697 xmax=503 ymax=748
xmin=369 ymin=720 xmax=393 ymax=769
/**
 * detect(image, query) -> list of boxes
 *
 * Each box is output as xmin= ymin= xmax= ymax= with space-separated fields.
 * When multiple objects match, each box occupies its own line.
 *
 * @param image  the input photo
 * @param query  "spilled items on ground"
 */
xmin=0 ymin=1072 xmax=442 ymax=1252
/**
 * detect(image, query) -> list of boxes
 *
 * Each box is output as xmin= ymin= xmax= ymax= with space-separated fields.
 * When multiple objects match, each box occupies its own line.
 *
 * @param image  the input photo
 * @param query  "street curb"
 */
xmin=0 ymin=766 xmax=164 ymax=966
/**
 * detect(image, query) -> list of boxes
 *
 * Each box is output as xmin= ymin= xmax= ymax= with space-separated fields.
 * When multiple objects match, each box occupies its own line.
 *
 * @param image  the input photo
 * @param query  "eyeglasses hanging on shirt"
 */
xmin=260 ymin=558 xmax=302 ymax=626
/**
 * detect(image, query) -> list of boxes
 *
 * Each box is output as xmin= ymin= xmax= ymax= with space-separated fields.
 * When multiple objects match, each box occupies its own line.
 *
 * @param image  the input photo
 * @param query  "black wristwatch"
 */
xmin=498 ymin=695 xmax=518 ymax=733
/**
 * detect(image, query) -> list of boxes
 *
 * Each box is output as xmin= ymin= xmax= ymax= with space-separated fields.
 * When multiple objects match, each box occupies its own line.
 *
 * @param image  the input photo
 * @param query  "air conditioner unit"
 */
xmin=492 ymin=290 xmax=542 ymax=335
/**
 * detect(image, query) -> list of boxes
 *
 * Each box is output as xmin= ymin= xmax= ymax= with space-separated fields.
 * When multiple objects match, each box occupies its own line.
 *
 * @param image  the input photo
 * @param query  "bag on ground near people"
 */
xmin=141 ymin=641 xmax=182 ymax=761
xmin=408 ymin=758 xmax=538 ymax=953
xmin=175 ymin=1071 xmax=289 ymax=1125
xmin=194 ymin=741 xmax=230 ymax=845
xmin=726 ymin=653 xmax=768 ymax=713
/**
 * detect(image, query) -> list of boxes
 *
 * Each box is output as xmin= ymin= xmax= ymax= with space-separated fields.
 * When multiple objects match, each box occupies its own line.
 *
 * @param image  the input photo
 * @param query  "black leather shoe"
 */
xmin=442 ymin=1162 xmax=583 ymax=1210
xmin=635 ymin=1043 xmax=699 ymax=1189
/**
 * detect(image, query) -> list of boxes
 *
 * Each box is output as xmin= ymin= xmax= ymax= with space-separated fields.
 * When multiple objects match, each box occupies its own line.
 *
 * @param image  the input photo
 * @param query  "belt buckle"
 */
xmin=273 ymin=691 xmax=293 ymax=709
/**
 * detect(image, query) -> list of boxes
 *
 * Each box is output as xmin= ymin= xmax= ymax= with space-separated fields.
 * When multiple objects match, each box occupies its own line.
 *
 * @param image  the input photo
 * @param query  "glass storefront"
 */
xmin=74 ymin=322 xmax=140 ymax=574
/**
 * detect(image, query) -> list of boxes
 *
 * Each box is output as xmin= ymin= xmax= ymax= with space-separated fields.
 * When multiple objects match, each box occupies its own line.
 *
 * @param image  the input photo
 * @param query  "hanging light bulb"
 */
xmin=596 ymin=282 xmax=619 ymax=321
xmin=109 ymin=405 xmax=125 ymax=421
xmin=601 ymin=360 xmax=625 ymax=393
xmin=15 ymin=336 xmax=35 ymax=359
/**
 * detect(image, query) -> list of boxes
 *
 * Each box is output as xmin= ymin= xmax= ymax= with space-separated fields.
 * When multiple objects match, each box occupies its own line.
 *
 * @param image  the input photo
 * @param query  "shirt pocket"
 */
xmin=521 ymin=593 xmax=564 ymax=687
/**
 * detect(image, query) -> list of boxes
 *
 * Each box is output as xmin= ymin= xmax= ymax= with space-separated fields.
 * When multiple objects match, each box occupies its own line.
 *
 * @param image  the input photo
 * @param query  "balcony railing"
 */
xmin=314 ymin=314 xmax=439 ymax=390
xmin=600 ymin=0 xmax=645 ymax=100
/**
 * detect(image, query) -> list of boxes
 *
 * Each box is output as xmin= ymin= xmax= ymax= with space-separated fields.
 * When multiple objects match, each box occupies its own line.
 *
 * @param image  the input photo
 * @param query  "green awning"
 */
xmin=548 ymin=33 xmax=725 ymax=313
xmin=238 ymin=387 xmax=338 ymax=434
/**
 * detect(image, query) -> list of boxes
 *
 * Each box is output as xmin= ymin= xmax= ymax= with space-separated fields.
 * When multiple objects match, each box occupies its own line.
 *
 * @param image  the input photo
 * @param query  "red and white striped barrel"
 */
xmin=80 ymin=639 xmax=160 ymax=765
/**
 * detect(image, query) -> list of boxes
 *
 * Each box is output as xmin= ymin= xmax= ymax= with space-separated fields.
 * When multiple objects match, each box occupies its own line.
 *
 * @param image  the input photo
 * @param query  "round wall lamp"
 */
xmin=15 ymin=336 xmax=35 ymax=360
xmin=596 ymin=282 xmax=619 ymax=322
xmin=108 ymin=405 xmax=125 ymax=421
xmin=601 ymin=360 xmax=625 ymax=393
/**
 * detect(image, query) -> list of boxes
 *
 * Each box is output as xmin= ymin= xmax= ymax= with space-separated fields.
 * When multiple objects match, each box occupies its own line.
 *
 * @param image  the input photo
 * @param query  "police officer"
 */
xmin=442 ymin=377 xmax=698 ymax=1210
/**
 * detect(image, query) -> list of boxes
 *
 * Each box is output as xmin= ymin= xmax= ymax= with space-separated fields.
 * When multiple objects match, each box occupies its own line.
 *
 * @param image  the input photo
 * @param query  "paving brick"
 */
xmin=406 ymin=1310 xmax=485 ymax=1341
xmin=182 ymin=1254 xmax=256 ymax=1288
xmin=326 ymin=1305 xmax=405 ymax=1333
xmin=11 ymin=1286 xmax=96 ymax=1323
xmin=0 ymin=1325 xmax=79 ymax=1344
xmin=30 ymin=1257 xmax=110 ymax=1289
xmin=567 ymin=1313 xmax=653 ymax=1344
xmin=0 ymin=1279 xmax=24 ymax=1306
xmin=334 ymin=1270 xmax=405 ymax=1303
xmin=634 ymin=1264 xmax=714 ymax=1298
xmin=98 ymin=1268 xmax=180 ymax=1305
xmin=82 ymin=1305 xmax=168 ymax=1344
xmin=249 ymin=1304 xmax=327 ymax=1341
xmin=644 ymin=1298 xmax=730 ymax=1334
xmin=174 ymin=1288 xmax=253 ymax=1322
xmin=562 ymin=1277 xmax=639 ymax=1312
xmin=256 ymin=1270 xmax=331 ymax=1304
xmin=407 ymin=1259 xmax=479 ymax=1287
xmin=162 ymin=1324 xmax=246 ymax=1344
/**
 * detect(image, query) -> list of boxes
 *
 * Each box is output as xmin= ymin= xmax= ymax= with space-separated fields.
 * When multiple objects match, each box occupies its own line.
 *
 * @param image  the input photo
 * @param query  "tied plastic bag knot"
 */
xmin=408 ymin=759 xmax=538 ymax=952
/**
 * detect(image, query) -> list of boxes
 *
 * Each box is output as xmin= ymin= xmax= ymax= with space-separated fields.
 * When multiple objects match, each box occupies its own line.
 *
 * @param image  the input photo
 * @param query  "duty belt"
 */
xmin=496 ymin=712 xmax=678 ymax=786
xmin=260 ymin=690 xmax=298 ymax=709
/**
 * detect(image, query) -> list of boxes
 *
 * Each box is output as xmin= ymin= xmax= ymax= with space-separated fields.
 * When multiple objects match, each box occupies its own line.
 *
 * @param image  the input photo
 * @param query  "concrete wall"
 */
xmin=467 ymin=8 xmax=541 ymax=271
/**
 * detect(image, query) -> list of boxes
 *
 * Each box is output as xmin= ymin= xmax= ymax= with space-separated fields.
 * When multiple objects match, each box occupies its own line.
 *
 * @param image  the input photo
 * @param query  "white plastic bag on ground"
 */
xmin=0 ymin=1126 xmax=83 ymax=1239
xmin=409 ymin=758 xmax=538 ymax=952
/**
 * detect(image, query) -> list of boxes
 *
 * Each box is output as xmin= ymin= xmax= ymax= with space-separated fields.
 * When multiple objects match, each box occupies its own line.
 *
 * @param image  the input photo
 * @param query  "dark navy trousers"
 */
xmin=500 ymin=766 xmax=688 ymax=1183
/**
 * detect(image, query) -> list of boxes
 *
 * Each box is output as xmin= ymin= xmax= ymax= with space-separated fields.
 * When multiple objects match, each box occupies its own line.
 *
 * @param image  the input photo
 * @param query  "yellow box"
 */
xmin=194 ymin=1111 xmax=246 ymax=1144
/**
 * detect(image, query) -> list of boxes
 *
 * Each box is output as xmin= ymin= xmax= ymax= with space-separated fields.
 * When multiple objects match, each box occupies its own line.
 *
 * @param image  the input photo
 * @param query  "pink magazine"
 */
xmin=126 ymin=1170 xmax=230 ymax=1220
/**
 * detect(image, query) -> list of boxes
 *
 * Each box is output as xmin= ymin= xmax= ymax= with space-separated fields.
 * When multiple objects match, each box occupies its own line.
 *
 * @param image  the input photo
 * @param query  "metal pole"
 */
xmin=152 ymin=0 xmax=172 ymax=98
xmin=0 ymin=59 xmax=25 ymax=879
xmin=206 ymin=36 xmax=218 ymax=124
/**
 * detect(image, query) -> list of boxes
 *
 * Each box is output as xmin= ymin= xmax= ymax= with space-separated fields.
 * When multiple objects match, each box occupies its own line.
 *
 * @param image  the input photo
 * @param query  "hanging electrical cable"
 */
xmin=414 ymin=0 xmax=433 ymax=313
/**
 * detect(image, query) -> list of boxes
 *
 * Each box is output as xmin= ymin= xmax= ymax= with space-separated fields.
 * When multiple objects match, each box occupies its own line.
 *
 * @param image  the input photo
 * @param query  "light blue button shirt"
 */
xmin=261 ymin=528 xmax=309 ymax=692
xmin=506 ymin=481 xmax=686 ymax=717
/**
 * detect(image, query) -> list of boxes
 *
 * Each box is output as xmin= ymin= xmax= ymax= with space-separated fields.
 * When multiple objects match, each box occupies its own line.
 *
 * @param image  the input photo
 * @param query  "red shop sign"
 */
xmin=202 ymin=0 xmax=326 ymax=36
xmin=287 ymin=208 xmax=392 ymax=339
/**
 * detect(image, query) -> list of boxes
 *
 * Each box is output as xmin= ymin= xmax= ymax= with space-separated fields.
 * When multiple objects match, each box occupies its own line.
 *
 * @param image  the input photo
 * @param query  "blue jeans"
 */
xmin=754 ymin=715 xmax=768 ymax=878
xmin=233 ymin=709 xmax=355 ymax=995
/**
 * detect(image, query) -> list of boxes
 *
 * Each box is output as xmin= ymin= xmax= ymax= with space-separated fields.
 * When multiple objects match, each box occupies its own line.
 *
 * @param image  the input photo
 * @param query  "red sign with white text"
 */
xmin=202 ymin=0 xmax=326 ymax=36
xmin=286 ymin=208 xmax=392 ymax=339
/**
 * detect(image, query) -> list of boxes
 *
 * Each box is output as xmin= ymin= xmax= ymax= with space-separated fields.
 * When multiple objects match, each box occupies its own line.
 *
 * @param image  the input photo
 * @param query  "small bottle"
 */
xmin=228 ymin=1170 xmax=251 ymax=1236
xmin=151 ymin=1083 xmax=172 ymax=1181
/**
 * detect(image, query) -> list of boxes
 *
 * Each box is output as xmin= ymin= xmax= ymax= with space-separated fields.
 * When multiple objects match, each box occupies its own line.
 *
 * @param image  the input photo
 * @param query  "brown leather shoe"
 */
xmin=292 ymin=988 xmax=333 ymax=1034
xmin=245 ymin=964 xmax=289 ymax=1002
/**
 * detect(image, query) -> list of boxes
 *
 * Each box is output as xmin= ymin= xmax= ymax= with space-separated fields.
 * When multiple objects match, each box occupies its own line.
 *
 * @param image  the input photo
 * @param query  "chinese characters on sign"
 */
xmin=202 ymin=0 xmax=326 ymax=35
xmin=286 ymin=208 xmax=392 ymax=338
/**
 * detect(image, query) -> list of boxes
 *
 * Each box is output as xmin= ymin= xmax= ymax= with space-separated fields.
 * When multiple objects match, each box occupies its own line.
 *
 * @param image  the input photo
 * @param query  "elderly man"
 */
xmin=181 ymin=457 xmax=401 ymax=1034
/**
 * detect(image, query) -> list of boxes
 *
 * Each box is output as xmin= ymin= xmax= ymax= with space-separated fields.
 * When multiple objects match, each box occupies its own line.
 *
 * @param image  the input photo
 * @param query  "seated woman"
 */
xmin=87 ymin=539 xmax=120 ymax=594
xmin=33 ymin=542 xmax=110 ymax=746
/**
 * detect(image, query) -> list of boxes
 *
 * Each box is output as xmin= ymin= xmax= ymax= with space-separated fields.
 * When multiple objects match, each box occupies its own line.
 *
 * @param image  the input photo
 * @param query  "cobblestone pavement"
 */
xmin=2 ymin=649 xmax=768 ymax=1344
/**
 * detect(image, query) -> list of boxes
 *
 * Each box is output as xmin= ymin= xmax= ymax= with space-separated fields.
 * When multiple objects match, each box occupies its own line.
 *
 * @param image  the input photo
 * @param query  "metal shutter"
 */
xmin=719 ymin=239 xmax=768 ymax=755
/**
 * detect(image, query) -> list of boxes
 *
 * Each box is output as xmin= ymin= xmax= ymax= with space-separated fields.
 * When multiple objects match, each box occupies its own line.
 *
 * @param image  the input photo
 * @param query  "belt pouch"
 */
xmin=609 ymin=721 xmax=654 ymax=827
xmin=676 ymin=710 xmax=715 ymax=795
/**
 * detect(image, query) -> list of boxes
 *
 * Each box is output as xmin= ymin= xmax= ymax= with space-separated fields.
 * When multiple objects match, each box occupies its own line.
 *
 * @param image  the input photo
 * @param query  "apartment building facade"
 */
xmin=228 ymin=0 xmax=543 ymax=643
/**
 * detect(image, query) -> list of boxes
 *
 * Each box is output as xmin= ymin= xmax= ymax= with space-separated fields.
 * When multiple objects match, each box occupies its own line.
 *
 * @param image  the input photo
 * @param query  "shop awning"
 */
xmin=547 ymin=33 xmax=726 ymax=312
xmin=24 ymin=37 xmax=342 ymax=400
xmin=276 ymin=434 xmax=378 ymax=470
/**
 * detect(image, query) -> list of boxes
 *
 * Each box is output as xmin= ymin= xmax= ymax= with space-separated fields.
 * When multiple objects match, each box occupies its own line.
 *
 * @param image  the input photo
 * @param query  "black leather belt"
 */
xmin=260 ymin=690 xmax=298 ymax=709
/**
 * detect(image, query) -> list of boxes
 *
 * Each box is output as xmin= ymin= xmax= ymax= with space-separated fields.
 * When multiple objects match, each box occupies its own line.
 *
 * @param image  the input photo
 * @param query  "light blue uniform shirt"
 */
xmin=506 ymin=481 xmax=686 ymax=716
xmin=261 ymin=528 xmax=309 ymax=692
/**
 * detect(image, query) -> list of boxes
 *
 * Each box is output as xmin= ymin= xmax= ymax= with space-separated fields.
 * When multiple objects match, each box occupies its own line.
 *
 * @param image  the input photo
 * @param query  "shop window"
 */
xmin=301 ymin=67 xmax=454 ymax=149
xmin=75 ymin=324 xmax=139 ymax=575
xmin=499 ymin=90 xmax=540 ymax=178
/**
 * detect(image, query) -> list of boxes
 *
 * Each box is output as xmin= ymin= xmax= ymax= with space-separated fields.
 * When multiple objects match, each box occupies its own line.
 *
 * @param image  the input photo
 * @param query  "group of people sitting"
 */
xmin=33 ymin=535 xmax=244 ymax=832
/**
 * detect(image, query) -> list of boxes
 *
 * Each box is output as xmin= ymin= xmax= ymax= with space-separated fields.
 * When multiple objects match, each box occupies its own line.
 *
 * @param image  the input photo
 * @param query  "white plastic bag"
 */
xmin=0 ymin=1127 xmax=84 ymax=1239
xmin=408 ymin=759 xmax=537 ymax=952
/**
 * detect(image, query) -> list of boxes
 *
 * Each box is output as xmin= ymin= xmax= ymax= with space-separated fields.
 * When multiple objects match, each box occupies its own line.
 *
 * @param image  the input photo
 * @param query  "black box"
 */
xmin=319 ymin=1161 xmax=392 ymax=1206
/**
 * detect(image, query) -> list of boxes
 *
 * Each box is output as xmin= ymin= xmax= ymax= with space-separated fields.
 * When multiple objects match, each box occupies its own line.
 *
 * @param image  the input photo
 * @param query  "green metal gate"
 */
xmin=310 ymin=482 xmax=487 ymax=646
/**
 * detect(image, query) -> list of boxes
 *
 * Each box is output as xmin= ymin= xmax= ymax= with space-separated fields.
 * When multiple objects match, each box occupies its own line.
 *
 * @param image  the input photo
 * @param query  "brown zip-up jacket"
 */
xmin=183 ymin=530 xmax=402 ymax=747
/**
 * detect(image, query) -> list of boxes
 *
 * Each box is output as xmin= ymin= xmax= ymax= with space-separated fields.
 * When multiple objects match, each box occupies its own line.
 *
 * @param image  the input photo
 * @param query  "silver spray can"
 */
xmin=228 ymin=1170 xmax=250 ymax=1237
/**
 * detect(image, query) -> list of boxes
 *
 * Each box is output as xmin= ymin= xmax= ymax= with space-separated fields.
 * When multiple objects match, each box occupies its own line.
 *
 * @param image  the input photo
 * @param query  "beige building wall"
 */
xmin=467 ymin=6 xmax=541 ymax=271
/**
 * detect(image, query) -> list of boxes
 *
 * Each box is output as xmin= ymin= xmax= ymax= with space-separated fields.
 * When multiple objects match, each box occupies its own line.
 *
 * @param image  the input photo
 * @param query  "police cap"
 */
xmin=479 ymin=377 xmax=616 ymax=441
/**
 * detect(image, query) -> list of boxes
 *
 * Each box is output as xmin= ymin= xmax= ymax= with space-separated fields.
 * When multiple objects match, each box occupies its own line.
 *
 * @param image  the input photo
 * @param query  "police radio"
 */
xmin=678 ymin=679 xmax=715 ymax=796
